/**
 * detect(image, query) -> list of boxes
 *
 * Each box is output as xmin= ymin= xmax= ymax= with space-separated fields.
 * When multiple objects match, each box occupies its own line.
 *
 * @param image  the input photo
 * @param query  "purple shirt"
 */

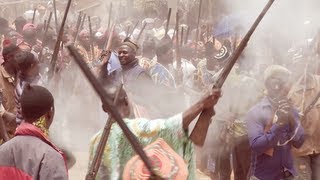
xmin=246 ymin=97 xmax=304 ymax=180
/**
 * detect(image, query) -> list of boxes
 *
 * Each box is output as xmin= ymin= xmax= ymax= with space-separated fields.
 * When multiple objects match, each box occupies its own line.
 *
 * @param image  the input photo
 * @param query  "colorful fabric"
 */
xmin=32 ymin=116 xmax=49 ymax=136
xmin=123 ymin=138 xmax=189 ymax=179
xmin=139 ymin=57 xmax=176 ymax=88
xmin=76 ymin=44 xmax=100 ymax=65
xmin=88 ymin=113 xmax=195 ymax=180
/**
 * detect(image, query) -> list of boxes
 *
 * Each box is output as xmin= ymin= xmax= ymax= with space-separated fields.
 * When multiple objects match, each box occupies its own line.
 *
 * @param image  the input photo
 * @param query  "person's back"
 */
xmin=0 ymin=135 xmax=67 ymax=180
xmin=0 ymin=84 xmax=68 ymax=179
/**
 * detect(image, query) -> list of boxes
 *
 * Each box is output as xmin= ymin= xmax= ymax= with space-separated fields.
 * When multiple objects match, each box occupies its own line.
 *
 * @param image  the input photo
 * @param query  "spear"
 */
xmin=86 ymin=84 xmax=123 ymax=180
xmin=67 ymin=45 xmax=161 ymax=179
xmin=88 ymin=16 xmax=95 ymax=60
xmin=190 ymin=0 xmax=277 ymax=146
xmin=48 ymin=0 xmax=72 ymax=80
xmin=165 ymin=8 xmax=172 ymax=36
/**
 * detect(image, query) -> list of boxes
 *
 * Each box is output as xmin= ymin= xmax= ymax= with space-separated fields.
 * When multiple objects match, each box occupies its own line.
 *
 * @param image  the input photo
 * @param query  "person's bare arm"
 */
xmin=182 ymin=89 xmax=221 ymax=130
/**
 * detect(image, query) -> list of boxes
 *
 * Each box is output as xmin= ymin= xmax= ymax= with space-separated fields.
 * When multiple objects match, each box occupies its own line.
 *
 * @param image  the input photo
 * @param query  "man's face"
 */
xmin=79 ymin=34 xmax=90 ymax=47
xmin=267 ymin=76 xmax=292 ymax=99
xmin=118 ymin=45 xmax=136 ymax=65
xmin=158 ymin=49 xmax=173 ymax=65
xmin=21 ymin=60 xmax=40 ymax=79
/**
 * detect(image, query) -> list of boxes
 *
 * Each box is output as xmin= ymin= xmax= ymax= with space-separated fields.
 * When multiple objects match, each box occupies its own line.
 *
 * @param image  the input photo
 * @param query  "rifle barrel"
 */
xmin=88 ymin=16 xmax=95 ymax=60
xmin=175 ymin=12 xmax=181 ymax=69
xmin=49 ymin=0 xmax=72 ymax=80
xmin=73 ymin=12 xmax=82 ymax=43
xmin=165 ymin=8 xmax=172 ymax=35
xmin=215 ymin=0 xmax=276 ymax=88
xmin=32 ymin=8 xmax=36 ymax=24
xmin=190 ymin=0 xmax=277 ymax=147
xmin=38 ymin=12 xmax=53 ymax=62
xmin=107 ymin=3 xmax=113 ymax=30
xmin=52 ymin=0 xmax=59 ymax=33
xmin=86 ymin=85 xmax=123 ymax=180
xmin=136 ymin=22 xmax=147 ymax=41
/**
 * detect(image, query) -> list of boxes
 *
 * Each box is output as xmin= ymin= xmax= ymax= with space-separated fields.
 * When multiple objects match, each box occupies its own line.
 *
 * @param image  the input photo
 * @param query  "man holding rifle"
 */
xmin=246 ymin=65 xmax=305 ymax=180
xmin=89 ymin=85 xmax=221 ymax=179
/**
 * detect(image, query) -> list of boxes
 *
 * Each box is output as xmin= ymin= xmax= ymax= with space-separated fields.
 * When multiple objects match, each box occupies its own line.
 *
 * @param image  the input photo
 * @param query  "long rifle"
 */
xmin=67 ymin=45 xmax=160 ymax=179
xmin=32 ymin=8 xmax=36 ymax=24
xmin=73 ymin=12 xmax=82 ymax=44
xmin=136 ymin=22 xmax=147 ymax=41
xmin=86 ymin=84 xmax=123 ymax=180
xmin=165 ymin=8 xmax=172 ymax=36
xmin=52 ymin=0 xmax=59 ymax=33
xmin=190 ymin=0 xmax=277 ymax=146
xmin=38 ymin=12 xmax=53 ymax=63
xmin=175 ymin=12 xmax=181 ymax=69
xmin=48 ymin=0 xmax=72 ymax=80
xmin=175 ymin=12 xmax=183 ymax=84
xmin=80 ymin=14 xmax=87 ymax=30
xmin=302 ymin=90 xmax=320 ymax=119
xmin=107 ymin=3 xmax=113 ymax=30
xmin=180 ymin=27 xmax=184 ymax=46
xmin=185 ymin=26 xmax=190 ymax=44
xmin=128 ymin=20 xmax=139 ymax=38
xmin=125 ymin=26 xmax=131 ymax=38
xmin=195 ymin=0 xmax=203 ymax=53
xmin=88 ymin=16 xmax=95 ymax=60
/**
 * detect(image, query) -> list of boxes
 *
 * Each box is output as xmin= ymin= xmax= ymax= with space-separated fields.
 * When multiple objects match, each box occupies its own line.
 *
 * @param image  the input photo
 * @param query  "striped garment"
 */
xmin=14 ymin=76 xmax=40 ymax=124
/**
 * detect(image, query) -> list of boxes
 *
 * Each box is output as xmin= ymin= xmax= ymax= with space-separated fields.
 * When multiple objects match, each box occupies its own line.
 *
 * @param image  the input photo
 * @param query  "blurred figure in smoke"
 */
xmin=0 ymin=40 xmax=21 ymax=144
xmin=0 ymin=17 xmax=21 ymax=44
xmin=288 ymin=59 xmax=320 ymax=180
xmin=247 ymin=65 xmax=304 ymax=180
xmin=14 ymin=17 xmax=27 ymax=35
xmin=156 ymin=36 xmax=196 ymax=87
xmin=17 ymin=23 xmax=42 ymax=54
xmin=0 ymin=17 xmax=10 ymax=36
xmin=76 ymin=29 xmax=99 ymax=66
xmin=139 ymin=36 xmax=176 ymax=88
xmin=14 ymin=51 xmax=41 ymax=125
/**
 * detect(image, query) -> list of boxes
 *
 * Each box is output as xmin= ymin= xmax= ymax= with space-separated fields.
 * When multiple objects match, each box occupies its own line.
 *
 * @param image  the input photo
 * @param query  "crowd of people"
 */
xmin=0 ymin=0 xmax=320 ymax=180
